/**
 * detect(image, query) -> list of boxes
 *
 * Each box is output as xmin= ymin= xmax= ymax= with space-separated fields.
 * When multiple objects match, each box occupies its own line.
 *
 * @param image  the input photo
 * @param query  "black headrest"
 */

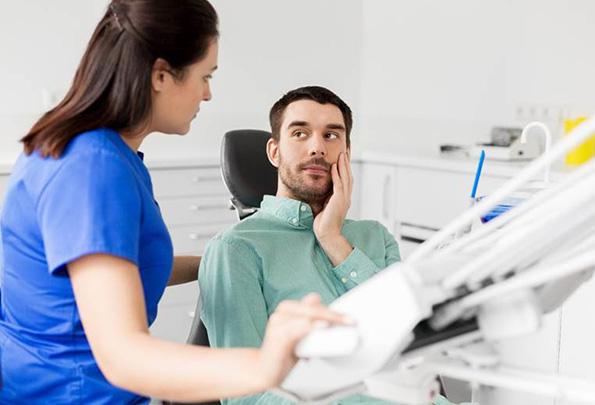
xmin=220 ymin=129 xmax=278 ymax=209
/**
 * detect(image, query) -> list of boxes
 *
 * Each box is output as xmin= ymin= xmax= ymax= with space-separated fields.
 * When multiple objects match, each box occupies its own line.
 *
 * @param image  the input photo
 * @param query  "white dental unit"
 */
xmin=275 ymin=117 xmax=595 ymax=405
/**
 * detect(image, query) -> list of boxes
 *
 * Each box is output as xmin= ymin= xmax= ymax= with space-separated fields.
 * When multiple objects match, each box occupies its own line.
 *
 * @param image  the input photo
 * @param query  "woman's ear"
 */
xmin=266 ymin=138 xmax=280 ymax=168
xmin=151 ymin=58 xmax=173 ymax=92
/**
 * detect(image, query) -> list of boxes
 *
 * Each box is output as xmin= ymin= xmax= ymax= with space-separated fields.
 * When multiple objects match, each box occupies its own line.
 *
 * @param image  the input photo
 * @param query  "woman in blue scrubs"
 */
xmin=0 ymin=1 xmax=346 ymax=403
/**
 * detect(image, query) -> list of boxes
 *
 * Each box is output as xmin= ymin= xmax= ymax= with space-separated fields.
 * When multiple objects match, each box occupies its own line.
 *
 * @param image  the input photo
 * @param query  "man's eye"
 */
xmin=203 ymin=75 xmax=212 ymax=82
xmin=293 ymin=130 xmax=306 ymax=137
xmin=326 ymin=132 xmax=338 ymax=139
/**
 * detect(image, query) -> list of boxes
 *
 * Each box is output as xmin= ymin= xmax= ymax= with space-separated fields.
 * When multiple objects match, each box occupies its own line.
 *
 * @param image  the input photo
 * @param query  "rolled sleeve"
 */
xmin=332 ymin=247 xmax=380 ymax=290
xmin=331 ymin=222 xmax=401 ymax=291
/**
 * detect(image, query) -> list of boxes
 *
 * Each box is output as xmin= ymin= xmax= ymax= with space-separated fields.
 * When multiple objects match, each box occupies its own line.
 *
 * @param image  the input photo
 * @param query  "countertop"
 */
xmin=0 ymin=150 xmax=576 ymax=179
xmin=357 ymin=150 xmax=572 ymax=180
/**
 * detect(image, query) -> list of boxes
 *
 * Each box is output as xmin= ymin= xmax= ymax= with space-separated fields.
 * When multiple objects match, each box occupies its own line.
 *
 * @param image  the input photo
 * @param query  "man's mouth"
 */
xmin=302 ymin=164 xmax=329 ymax=175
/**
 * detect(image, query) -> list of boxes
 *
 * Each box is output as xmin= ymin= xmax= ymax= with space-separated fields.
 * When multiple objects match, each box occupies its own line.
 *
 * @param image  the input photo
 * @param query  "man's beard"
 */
xmin=279 ymin=155 xmax=332 ymax=205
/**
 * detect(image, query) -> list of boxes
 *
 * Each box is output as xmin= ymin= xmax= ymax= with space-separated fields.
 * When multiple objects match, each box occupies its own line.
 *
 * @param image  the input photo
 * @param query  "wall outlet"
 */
xmin=515 ymin=103 xmax=566 ymax=126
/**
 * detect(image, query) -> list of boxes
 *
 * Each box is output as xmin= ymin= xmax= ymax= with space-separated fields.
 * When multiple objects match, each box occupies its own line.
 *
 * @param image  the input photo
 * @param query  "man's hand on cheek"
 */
xmin=313 ymin=152 xmax=354 ymax=266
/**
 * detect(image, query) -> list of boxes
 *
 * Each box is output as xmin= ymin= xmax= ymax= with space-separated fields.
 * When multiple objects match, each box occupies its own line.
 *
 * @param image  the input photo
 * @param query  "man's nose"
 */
xmin=308 ymin=134 xmax=327 ymax=156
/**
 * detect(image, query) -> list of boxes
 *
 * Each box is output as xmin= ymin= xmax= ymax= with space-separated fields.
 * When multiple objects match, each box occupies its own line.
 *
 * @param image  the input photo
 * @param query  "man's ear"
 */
xmin=266 ymin=138 xmax=280 ymax=168
xmin=151 ymin=58 xmax=173 ymax=92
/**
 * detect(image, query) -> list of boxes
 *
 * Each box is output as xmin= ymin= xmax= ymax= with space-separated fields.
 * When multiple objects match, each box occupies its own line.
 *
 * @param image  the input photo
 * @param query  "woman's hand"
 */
xmin=256 ymin=293 xmax=350 ymax=388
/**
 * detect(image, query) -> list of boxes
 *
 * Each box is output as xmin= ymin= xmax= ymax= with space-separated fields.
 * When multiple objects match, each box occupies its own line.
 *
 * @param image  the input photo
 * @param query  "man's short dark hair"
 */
xmin=269 ymin=86 xmax=352 ymax=147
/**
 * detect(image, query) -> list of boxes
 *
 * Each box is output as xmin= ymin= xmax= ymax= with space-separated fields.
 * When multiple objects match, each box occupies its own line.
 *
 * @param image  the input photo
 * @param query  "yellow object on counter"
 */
xmin=564 ymin=117 xmax=595 ymax=166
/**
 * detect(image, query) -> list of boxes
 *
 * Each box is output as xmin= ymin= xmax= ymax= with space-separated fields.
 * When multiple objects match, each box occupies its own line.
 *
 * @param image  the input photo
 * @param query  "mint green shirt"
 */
xmin=199 ymin=195 xmax=401 ymax=404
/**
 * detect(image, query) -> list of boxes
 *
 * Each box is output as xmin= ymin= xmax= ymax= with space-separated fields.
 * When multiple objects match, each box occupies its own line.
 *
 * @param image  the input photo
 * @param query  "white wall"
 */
xmin=142 ymin=0 xmax=364 ymax=159
xmin=358 ymin=0 xmax=595 ymax=155
xmin=358 ymin=0 xmax=515 ymax=154
xmin=0 ymin=0 xmax=363 ymax=162
xmin=5 ymin=1 xmax=595 ymax=162
xmin=0 ymin=0 xmax=107 ymax=161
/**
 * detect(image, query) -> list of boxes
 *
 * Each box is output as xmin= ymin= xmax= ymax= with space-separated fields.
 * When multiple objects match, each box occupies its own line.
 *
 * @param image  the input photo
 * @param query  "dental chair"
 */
xmin=220 ymin=129 xmax=277 ymax=220
xmin=165 ymin=129 xmax=277 ymax=405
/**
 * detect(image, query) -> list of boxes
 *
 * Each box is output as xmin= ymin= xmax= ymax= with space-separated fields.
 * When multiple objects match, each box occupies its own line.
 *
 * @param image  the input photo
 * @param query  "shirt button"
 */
xmin=341 ymin=277 xmax=348 ymax=283
xmin=292 ymin=218 xmax=298 ymax=224
xmin=300 ymin=205 xmax=307 ymax=212
xmin=350 ymin=271 xmax=357 ymax=278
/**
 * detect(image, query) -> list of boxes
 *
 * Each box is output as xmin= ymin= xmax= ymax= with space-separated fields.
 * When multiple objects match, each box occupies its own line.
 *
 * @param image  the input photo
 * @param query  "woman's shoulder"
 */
xmin=15 ymin=128 xmax=137 ymax=198
xmin=64 ymin=128 xmax=126 ymax=158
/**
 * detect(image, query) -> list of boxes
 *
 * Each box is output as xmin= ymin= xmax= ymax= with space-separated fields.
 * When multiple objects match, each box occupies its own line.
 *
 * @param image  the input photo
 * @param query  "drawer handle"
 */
xmin=188 ymin=232 xmax=212 ymax=240
xmin=191 ymin=175 xmax=220 ymax=183
xmin=188 ymin=203 xmax=229 ymax=211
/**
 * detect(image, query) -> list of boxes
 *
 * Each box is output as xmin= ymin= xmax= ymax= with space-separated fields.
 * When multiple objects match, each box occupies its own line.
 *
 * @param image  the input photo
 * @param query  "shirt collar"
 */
xmin=260 ymin=195 xmax=314 ymax=229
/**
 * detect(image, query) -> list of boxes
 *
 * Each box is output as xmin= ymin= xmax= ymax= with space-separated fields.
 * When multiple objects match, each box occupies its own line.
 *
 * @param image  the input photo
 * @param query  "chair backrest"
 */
xmin=220 ymin=129 xmax=277 ymax=219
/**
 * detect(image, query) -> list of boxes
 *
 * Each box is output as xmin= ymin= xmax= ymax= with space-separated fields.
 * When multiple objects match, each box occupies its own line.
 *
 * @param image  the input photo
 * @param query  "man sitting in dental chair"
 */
xmin=199 ymin=86 xmax=431 ymax=404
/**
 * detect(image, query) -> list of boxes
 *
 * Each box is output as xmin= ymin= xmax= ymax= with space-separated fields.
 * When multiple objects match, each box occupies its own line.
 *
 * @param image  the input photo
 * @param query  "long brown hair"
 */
xmin=22 ymin=0 xmax=218 ymax=158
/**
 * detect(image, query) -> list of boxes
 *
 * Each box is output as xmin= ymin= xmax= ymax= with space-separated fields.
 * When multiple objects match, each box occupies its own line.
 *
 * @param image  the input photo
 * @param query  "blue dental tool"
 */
xmin=471 ymin=150 xmax=486 ymax=199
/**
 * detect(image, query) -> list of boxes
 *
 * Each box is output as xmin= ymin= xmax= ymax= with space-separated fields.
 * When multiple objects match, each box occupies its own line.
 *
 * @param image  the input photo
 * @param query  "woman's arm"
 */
xmin=168 ymin=255 xmax=201 ymax=286
xmin=68 ymin=254 xmax=344 ymax=402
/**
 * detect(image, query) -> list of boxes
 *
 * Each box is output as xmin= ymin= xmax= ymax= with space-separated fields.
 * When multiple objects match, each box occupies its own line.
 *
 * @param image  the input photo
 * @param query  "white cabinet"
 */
xmin=148 ymin=164 xmax=236 ymax=344
xmin=358 ymin=163 xmax=397 ymax=233
xmin=150 ymin=282 xmax=201 ymax=344
xmin=151 ymin=167 xmax=227 ymax=198
xmin=393 ymin=166 xmax=508 ymax=231
xmin=358 ymin=159 xmax=510 ymax=260
xmin=349 ymin=161 xmax=362 ymax=220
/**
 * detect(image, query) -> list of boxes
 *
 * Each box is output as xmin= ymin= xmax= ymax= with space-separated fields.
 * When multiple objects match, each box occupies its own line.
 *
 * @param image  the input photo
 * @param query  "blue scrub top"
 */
xmin=0 ymin=128 xmax=174 ymax=403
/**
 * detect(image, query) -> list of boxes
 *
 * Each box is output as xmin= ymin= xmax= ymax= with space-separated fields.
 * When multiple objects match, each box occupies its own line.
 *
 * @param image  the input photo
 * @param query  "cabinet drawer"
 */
xmin=159 ymin=196 xmax=236 ymax=226
xmin=358 ymin=163 xmax=396 ymax=231
xmin=169 ymin=223 xmax=234 ymax=255
xmin=160 ymin=281 xmax=199 ymax=307
xmin=150 ymin=302 xmax=196 ymax=343
xmin=151 ymin=283 xmax=202 ymax=343
xmin=151 ymin=167 xmax=228 ymax=198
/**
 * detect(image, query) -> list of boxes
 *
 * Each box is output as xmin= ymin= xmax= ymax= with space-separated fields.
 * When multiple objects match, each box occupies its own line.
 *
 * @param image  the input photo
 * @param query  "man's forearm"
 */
xmin=317 ymin=234 xmax=353 ymax=267
xmin=168 ymin=256 xmax=201 ymax=286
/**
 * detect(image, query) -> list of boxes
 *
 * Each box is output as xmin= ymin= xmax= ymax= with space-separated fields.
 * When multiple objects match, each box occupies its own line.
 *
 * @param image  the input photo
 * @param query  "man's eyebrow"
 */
xmin=326 ymin=123 xmax=346 ymax=132
xmin=287 ymin=120 xmax=310 ymax=128
xmin=210 ymin=65 xmax=218 ymax=72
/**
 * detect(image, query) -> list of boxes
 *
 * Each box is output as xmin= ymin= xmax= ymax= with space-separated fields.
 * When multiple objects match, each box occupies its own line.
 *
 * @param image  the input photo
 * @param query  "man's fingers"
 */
xmin=345 ymin=153 xmax=353 ymax=193
xmin=340 ymin=153 xmax=350 ymax=195
xmin=331 ymin=163 xmax=342 ymax=193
